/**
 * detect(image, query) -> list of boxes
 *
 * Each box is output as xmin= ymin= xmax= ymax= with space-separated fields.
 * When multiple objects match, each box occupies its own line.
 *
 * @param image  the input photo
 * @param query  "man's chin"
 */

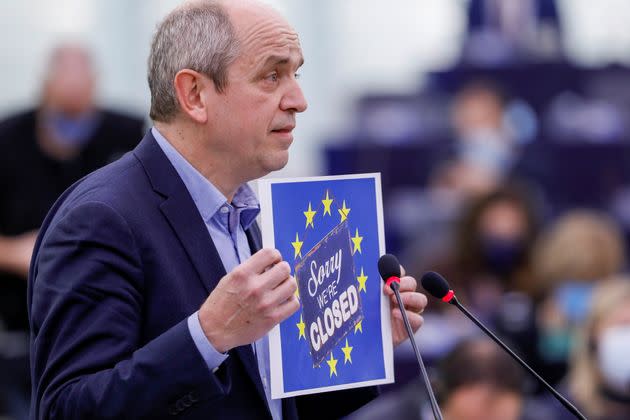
xmin=257 ymin=153 xmax=290 ymax=177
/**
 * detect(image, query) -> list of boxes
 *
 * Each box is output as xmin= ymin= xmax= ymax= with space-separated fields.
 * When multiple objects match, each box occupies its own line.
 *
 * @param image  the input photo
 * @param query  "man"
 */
xmin=0 ymin=45 xmax=142 ymax=419
xmin=28 ymin=1 xmax=427 ymax=419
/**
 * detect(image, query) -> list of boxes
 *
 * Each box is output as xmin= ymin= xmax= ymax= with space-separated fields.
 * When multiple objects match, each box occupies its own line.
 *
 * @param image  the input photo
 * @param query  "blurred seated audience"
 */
xmin=401 ymin=184 xmax=542 ymax=370
xmin=532 ymin=210 xmax=626 ymax=378
xmin=0 ymin=43 xmax=143 ymax=419
xmin=463 ymin=0 xmax=563 ymax=66
xmin=527 ymin=278 xmax=630 ymax=419
xmin=348 ymin=338 xmax=526 ymax=420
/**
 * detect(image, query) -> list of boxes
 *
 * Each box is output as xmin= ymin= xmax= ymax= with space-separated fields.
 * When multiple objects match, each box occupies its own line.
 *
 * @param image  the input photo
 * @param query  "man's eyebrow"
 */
xmin=259 ymin=54 xmax=305 ymax=70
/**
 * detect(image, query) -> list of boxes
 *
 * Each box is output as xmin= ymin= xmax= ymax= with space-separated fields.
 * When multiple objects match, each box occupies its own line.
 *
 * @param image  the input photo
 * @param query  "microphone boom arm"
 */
xmin=391 ymin=282 xmax=443 ymax=420
xmin=449 ymin=297 xmax=587 ymax=420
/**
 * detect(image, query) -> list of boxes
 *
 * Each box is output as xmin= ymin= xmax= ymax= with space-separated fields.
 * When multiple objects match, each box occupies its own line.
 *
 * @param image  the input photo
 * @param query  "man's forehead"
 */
xmin=236 ymin=20 xmax=302 ymax=64
xmin=226 ymin=1 xmax=298 ymax=43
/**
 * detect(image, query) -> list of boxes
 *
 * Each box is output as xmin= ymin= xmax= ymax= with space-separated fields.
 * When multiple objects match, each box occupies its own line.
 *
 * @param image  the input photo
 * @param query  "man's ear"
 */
xmin=173 ymin=69 xmax=213 ymax=124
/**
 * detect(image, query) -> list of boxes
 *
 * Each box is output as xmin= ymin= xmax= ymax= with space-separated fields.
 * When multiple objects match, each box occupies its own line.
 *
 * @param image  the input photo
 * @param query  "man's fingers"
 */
xmin=244 ymin=248 xmax=282 ymax=274
xmin=273 ymin=294 xmax=300 ymax=323
xmin=392 ymin=309 xmax=424 ymax=331
xmin=391 ymin=292 xmax=427 ymax=314
xmin=265 ymin=276 xmax=298 ymax=308
xmin=397 ymin=275 xmax=417 ymax=292
xmin=383 ymin=275 xmax=417 ymax=296
xmin=259 ymin=260 xmax=292 ymax=290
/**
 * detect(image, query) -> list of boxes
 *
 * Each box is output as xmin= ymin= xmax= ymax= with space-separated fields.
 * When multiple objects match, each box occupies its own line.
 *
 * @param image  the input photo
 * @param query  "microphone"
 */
xmin=378 ymin=254 xmax=443 ymax=420
xmin=421 ymin=271 xmax=587 ymax=420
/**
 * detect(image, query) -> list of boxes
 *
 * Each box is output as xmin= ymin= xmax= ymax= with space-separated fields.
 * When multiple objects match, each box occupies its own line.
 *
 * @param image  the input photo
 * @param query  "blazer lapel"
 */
xmin=134 ymin=132 xmax=271 ymax=414
xmin=134 ymin=132 xmax=226 ymax=294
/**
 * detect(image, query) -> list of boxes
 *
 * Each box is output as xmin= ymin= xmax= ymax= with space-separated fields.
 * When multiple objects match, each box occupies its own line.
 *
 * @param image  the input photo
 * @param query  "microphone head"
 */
xmin=378 ymin=254 xmax=401 ymax=281
xmin=421 ymin=271 xmax=451 ymax=300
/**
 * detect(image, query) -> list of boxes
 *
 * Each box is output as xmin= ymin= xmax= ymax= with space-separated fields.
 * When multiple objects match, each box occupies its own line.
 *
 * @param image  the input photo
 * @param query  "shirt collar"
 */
xmin=151 ymin=127 xmax=260 ymax=228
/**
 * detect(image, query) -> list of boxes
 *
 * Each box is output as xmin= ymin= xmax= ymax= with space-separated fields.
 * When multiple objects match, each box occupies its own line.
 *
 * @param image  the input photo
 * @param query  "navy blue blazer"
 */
xmin=28 ymin=132 xmax=377 ymax=419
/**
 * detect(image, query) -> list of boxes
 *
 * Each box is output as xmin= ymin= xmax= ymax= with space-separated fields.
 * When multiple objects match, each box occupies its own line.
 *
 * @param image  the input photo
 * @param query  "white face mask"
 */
xmin=597 ymin=325 xmax=630 ymax=393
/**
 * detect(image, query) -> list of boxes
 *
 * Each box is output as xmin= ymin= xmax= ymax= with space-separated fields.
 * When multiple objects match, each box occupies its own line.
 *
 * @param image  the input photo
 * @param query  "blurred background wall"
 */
xmin=3 ymin=0 xmax=630 ymax=177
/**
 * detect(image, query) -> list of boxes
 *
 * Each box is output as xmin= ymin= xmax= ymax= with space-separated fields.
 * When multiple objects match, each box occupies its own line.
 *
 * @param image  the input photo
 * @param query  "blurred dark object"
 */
xmin=463 ymin=0 xmax=563 ymax=66
xmin=0 ymin=44 xmax=144 ymax=420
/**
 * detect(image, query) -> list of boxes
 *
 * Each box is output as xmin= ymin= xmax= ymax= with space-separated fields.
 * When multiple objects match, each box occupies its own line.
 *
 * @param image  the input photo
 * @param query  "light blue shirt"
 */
xmin=152 ymin=127 xmax=282 ymax=420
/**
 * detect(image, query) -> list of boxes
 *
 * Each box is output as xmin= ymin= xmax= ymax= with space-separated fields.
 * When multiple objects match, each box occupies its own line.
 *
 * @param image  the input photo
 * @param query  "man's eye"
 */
xmin=295 ymin=72 xmax=301 ymax=80
xmin=265 ymin=72 xmax=279 ymax=82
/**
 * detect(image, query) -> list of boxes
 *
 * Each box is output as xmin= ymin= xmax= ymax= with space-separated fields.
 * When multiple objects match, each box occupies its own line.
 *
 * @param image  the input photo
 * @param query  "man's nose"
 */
xmin=280 ymin=78 xmax=308 ymax=113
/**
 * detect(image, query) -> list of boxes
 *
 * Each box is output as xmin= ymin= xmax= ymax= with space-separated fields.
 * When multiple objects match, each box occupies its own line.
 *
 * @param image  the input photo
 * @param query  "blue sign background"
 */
xmin=295 ymin=221 xmax=362 ymax=366
xmin=271 ymin=177 xmax=386 ymax=392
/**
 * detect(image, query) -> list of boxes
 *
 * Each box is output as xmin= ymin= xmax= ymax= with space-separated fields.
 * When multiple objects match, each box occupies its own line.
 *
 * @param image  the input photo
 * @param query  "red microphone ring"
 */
xmin=442 ymin=290 xmax=455 ymax=303
xmin=385 ymin=276 xmax=400 ymax=288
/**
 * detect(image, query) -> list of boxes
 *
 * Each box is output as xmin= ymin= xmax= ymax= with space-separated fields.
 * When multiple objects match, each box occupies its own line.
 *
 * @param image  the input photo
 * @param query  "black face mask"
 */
xmin=479 ymin=236 xmax=525 ymax=278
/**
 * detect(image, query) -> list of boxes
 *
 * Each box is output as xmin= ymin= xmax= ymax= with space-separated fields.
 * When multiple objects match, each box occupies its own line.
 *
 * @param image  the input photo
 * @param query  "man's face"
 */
xmin=207 ymin=4 xmax=307 ymax=182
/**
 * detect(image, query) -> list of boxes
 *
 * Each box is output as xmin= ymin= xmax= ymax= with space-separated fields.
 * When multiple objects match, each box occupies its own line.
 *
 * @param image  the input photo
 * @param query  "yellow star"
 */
xmin=322 ymin=190 xmax=333 ymax=216
xmin=338 ymin=200 xmax=351 ymax=222
xmin=296 ymin=314 xmax=306 ymax=340
xmin=291 ymin=232 xmax=303 ymax=259
xmin=351 ymin=228 xmax=363 ymax=255
xmin=303 ymin=202 xmax=317 ymax=229
xmin=341 ymin=338 xmax=353 ymax=364
xmin=326 ymin=352 xmax=338 ymax=377
xmin=354 ymin=319 xmax=363 ymax=334
xmin=357 ymin=267 xmax=368 ymax=293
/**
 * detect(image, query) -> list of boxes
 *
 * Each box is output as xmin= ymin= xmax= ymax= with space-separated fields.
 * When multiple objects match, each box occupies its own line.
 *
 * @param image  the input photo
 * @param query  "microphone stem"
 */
xmin=392 ymin=282 xmax=443 ymax=420
xmin=451 ymin=298 xmax=587 ymax=420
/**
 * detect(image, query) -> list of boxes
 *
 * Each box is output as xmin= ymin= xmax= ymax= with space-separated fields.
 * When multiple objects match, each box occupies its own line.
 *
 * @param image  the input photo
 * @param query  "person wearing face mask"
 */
xmin=0 ymin=44 xmax=143 ymax=420
xmin=428 ymin=80 xmax=546 ymax=207
xmin=531 ymin=210 xmax=626 ymax=385
xmin=526 ymin=278 xmax=630 ymax=419
xmin=402 ymin=184 xmax=543 ymax=369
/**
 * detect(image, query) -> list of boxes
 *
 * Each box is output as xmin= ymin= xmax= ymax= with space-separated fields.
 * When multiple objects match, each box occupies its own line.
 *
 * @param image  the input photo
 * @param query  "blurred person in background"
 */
xmin=429 ymin=80 xmax=542 ymax=205
xmin=463 ymin=0 xmax=563 ymax=66
xmin=0 ymin=44 xmax=143 ymax=419
xmin=532 ymin=210 xmax=626 ymax=383
xmin=527 ymin=278 xmax=630 ymax=419
xmin=427 ymin=183 xmax=540 ymax=310
xmin=431 ymin=81 xmax=515 ymax=201
xmin=435 ymin=338 xmax=525 ymax=420
xmin=348 ymin=337 xmax=526 ymax=420
xmin=402 ymin=184 xmax=541 ymax=374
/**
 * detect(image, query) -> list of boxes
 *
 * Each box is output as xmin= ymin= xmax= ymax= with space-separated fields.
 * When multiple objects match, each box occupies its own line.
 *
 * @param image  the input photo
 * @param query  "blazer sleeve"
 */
xmin=29 ymin=201 xmax=227 ymax=419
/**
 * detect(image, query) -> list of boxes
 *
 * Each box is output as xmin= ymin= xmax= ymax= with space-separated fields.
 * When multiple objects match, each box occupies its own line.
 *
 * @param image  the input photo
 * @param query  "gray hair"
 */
xmin=148 ymin=1 xmax=239 ymax=122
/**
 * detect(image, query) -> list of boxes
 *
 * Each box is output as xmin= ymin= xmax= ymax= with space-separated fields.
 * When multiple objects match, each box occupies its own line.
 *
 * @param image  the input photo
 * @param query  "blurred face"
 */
xmin=476 ymin=199 xmax=529 ymax=278
xmin=453 ymin=88 xmax=504 ymax=137
xmin=597 ymin=300 xmax=630 ymax=334
xmin=44 ymin=47 xmax=95 ymax=116
xmin=444 ymin=384 xmax=522 ymax=420
xmin=208 ymin=3 xmax=307 ymax=181
xmin=478 ymin=200 xmax=527 ymax=241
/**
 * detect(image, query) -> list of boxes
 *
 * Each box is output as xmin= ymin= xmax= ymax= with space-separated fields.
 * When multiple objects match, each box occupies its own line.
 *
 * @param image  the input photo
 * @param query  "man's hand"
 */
xmin=383 ymin=268 xmax=427 ymax=347
xmin=198 ymin=248 xmax=299 ymax=353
